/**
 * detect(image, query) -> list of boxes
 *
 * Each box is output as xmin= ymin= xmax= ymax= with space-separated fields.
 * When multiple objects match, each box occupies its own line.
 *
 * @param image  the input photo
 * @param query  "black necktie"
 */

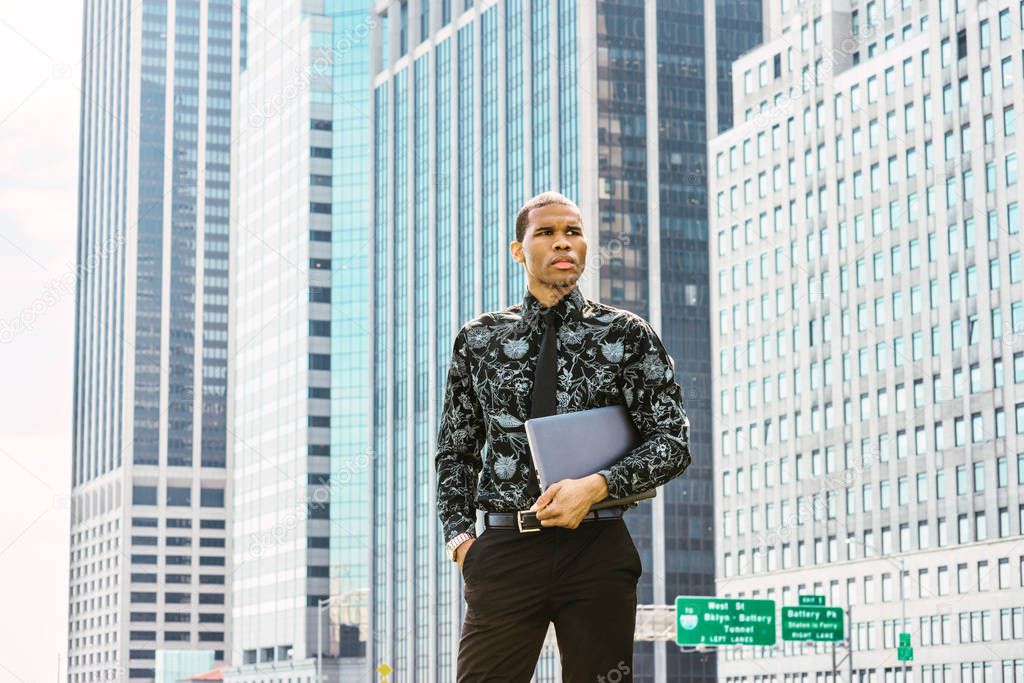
xmin=530 ymin=309 xmax=561 ymax=419
xmin=527 ymin=308 xmax=560 ymax=497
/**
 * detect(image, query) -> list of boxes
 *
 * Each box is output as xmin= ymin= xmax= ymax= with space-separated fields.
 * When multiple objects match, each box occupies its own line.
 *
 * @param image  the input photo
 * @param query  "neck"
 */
xmin=528 ymin=280 xmax=576 ymax=309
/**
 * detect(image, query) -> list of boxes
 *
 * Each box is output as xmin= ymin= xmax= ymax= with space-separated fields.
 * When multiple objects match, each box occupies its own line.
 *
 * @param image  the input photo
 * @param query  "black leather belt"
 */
xmin=484 ymin=507 xmax=625 ymax=533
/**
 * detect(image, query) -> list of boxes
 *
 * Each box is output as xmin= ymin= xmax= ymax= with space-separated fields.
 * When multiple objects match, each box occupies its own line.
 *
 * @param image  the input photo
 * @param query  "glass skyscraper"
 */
xmin=368 ymin=1 xmax=761 ymax=681
xmin=227 ymin=0 xmax=372 ymax=681
xmin=68 ymin=0 xmax=240 ymax=680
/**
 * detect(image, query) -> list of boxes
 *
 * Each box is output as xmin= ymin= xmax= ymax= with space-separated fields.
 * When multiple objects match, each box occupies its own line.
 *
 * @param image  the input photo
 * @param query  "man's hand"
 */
xmin=531 ymin=473 xmax=609 ymax=529
xmin=456 ymin=538 xmax=476 ymax=572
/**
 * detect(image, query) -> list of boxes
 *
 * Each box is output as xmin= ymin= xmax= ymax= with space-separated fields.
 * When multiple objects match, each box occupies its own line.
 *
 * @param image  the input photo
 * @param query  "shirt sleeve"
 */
xmin=600 ymin=318 xmax=692 ymax=499
xmin=435 ymin=326 xmax=487 ymax=545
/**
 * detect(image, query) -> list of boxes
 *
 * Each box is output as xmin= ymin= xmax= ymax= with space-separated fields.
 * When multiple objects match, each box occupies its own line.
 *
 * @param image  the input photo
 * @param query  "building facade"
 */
xmin=368 ymin=0 xmax=761 ymax=681
xmin=711 ymin=2 xmax=1024 ymax=683
xmin=154 ymin=649 xmax=215 ymax=683
xmin=228 ymin=0 xmax=371 ymax=680
xmin=68 ymin=0 xmax=240 ymax=680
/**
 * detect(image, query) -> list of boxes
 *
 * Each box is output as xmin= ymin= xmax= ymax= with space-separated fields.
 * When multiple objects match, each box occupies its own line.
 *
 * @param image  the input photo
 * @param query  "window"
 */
xmin=200 ymin=488 xmax=225 ymax=508
xmin=132 ymin=485 xmax=157 ymax=506
xmin=167 ymin=486 xmax=191 ymax=507
xmin=957 ymin=465 xmax=968 ymax=495
xmin=998 ymin=559 xmax=1012 ymax=590
xmin=958 ymin=513 xmax=970 ymax=543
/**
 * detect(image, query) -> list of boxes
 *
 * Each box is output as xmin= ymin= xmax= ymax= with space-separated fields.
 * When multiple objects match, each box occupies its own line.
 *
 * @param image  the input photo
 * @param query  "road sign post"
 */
xmin=675 ymin=597 xmax=777 ymax=646
xmin=798 ymin=595 xmax=825 ymax=606
xmin=781 ymin=605 xmax=845 ymax=642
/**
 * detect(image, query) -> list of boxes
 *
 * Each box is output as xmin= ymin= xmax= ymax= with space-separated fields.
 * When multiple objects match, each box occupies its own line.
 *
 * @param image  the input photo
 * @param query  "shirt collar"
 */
xmin=520 ymin=286 xmax=585 ymax=330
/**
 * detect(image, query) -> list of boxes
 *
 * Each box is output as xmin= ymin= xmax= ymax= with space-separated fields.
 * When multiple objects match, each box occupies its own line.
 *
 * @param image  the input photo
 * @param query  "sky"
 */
xmin=0 ymin=2 xmax=83 ymax=681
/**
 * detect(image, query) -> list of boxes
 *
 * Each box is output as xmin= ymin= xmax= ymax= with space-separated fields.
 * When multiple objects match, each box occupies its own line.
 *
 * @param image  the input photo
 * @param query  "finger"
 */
xmin=533 ymin=482 xmax=562 ymax=510
xmin=539 ymin=513 xmax=566 ymax=527
xmin=536 ymin=504 xmax=558 ymax=521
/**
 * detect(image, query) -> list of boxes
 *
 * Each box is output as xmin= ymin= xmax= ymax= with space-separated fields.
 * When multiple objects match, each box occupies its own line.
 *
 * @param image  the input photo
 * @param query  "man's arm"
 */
xmin=598 ymin=318 xmax=691 ymax=499
xmin=435 ymin=326 xmax=487 ymax=545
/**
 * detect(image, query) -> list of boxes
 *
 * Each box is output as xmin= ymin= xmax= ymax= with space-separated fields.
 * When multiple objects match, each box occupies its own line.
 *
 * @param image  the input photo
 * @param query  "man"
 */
xmin=435 ymin=191 xmax=691 ymax=682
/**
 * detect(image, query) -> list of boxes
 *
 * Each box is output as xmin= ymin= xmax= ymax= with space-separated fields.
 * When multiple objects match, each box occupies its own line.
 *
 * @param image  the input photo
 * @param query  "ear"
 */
xmin=510 ymin=242 xmax=523 ymax=263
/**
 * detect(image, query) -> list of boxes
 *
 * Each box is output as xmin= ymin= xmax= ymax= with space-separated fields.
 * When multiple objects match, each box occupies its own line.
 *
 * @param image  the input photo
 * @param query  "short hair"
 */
xmin=514 ymin=191 xmax=582 ymax=243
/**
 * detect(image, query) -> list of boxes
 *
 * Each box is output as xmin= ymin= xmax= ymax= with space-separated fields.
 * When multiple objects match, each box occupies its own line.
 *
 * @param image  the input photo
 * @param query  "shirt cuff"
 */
xmin=444 ymin=521 xmax=477 ymax=547
xmin=596 ymin=468 xmax=619 ymax=498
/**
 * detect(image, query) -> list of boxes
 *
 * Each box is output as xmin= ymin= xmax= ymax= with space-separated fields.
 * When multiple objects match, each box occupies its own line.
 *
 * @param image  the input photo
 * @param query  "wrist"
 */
xmin=446 ymin=531 xmax=475 ymax=562
xmin=587 ymin=472 xmax=609 ymax=504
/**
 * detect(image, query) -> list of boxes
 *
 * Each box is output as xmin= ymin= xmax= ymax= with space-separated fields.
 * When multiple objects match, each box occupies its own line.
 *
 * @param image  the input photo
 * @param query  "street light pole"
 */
xmin=847 ymin=604 xmax=854 ymax=683
xmin=317 ymin=596 xmax=337 ymax=683
xmin=898 ymin=557 xmax=907 ymax=683
xmin=831 ymin=597 xmax=854 ymax=683
xmin=317 ymin=597 xmax=326 ymax=683
xmin=845 ymin=535 xmax=910 ymax=681
xmin=315 ymin=588 xmax=372 ymax=683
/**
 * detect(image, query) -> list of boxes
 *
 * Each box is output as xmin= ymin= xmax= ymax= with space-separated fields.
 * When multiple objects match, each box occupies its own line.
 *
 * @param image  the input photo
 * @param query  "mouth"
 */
xmin=551 ymin=256 xmax=576 ymax=269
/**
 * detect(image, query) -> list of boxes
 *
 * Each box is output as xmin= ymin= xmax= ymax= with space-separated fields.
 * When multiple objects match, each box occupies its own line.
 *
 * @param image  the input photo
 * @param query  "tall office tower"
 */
xmin=368 ymin=1 xmax=761 ymax=680
xmin=711 ymin=2 xmax=1024 ymax=682
xmin=68 ymin=1 xmax=240 ymax=681
xmin=227 ymin=1 xmax=372 ymax=681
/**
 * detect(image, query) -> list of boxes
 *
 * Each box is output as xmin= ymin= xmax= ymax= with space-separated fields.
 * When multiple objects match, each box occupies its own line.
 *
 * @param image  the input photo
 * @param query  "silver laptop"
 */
xmin=524 ymin=404 xmax=657 ymax=511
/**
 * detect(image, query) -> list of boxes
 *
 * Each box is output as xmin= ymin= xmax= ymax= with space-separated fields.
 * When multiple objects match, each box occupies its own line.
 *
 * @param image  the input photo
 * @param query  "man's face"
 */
xmin=511 ymin=203 xmax=587 ymax=289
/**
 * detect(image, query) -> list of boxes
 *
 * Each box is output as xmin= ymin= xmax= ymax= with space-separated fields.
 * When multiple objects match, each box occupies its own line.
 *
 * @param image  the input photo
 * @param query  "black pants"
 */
xmin=457 ymin=517 xmax=642 ymax=682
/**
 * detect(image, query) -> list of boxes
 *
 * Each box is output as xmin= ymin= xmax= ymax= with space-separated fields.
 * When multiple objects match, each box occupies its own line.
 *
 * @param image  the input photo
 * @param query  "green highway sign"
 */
xmin=781 ymin=606 xmax=844 ymax=642
xmin=898 ymin=633 xmax=913 ymax=660
xmin=798 ymin=595 xmax=825 ymax=606
xmin=676 ymin=597 xmax=777 ymax=646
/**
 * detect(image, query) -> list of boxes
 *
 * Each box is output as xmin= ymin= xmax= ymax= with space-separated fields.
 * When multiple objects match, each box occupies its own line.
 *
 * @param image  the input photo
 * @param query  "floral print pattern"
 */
xmin=435 ymin=286 xmax=692 ymax=544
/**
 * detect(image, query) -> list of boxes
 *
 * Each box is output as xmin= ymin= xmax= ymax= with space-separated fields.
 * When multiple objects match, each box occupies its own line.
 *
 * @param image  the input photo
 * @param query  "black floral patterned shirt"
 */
xmin=434 ymin=285 xmax=692 ymax=544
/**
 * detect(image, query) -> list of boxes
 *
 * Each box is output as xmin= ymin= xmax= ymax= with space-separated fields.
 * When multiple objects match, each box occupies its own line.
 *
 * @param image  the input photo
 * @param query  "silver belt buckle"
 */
xmin=516 ymin=510 xmax=542 ymax=533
